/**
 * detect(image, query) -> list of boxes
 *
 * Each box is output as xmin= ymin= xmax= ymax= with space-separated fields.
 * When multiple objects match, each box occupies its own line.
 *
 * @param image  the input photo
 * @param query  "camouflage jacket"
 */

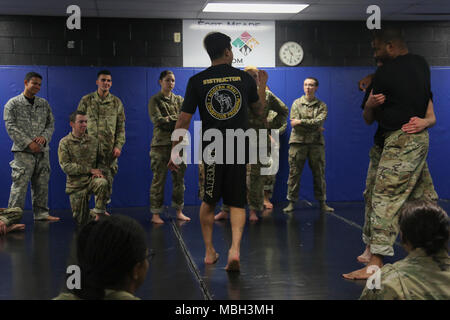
xmin=249 ymin=89 xmax=289 ymax=131
xmin=289 ymin=95 xmax=327 ymax=145
xmin=77 ymin=91 xmax=126 ymax=166
xmin=267 ymin=110 xmax=288 ymax=135
xmin=148 ymin=92 xmax=184 ymax=147
xmin=3 ymin=94 xmax=55 ymax=152
xmin=58 ymin=132 xmax=98 ymax=193
xmin=360 ymin=248 xmax=450 ymax=300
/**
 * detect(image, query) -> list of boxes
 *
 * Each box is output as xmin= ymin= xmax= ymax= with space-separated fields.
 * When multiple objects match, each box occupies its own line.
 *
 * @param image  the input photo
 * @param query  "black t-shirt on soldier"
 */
xmin=372 ymin=53 xmax=431 ymax=131
xmin=181 ymin=63 xmax=259 ymax=132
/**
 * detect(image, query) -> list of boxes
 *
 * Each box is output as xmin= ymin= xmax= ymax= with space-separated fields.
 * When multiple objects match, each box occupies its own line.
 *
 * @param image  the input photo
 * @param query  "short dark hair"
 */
xmin=25 ymin=72 xmax=42 ymax=82
xmin=69 ymin=110 xmax=86 ymax=123
xmin=372 ymin=27 xmax=406 ymax=48
xmin=203 ymin=32 xmax=232 ymax=61
xmin=72 ymin=215 xmax=148 ymax=300
xmin=159 ymin=70 xmax=174 ymax=81
xmin=399 ymin=200 xmax=449 ymax=256
xmin=97 ymin=69 xmax=112 ymax=79
xmin=305 ymin=77 xmax=319 ymax=87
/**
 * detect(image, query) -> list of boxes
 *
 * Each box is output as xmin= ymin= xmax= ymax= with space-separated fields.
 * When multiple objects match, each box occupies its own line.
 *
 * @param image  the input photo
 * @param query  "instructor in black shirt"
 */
xmin=343 ymin=28 xmax=438 ymax=280
xmin=168 ymin=32 xmax=267 ymax=272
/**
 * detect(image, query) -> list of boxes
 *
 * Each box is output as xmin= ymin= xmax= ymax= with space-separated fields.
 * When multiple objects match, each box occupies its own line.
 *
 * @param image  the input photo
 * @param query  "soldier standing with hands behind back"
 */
xmin=3 ymin=72 xmax=59 ymax=221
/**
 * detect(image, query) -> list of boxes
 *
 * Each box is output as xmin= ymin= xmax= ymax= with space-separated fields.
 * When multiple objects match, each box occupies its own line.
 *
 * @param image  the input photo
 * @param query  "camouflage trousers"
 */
xmin=362 ymin=129 xmax=438 ymax=256
xmin=286 ymin=143 xmax=327 ymax=202
xmin=150 ymin=146 xmax=186 ymax=214
xmin=263 ymin=174 xmax=276 ymax=198
xmin=0 ymin=207 xmax=23 ymax=227
xmin=98 ymin=157 xmax=118 ymax=205
xmin=68 ymin=177 xmax=109 ymax=226
xmin=263 ymin=152 xmax=278 ymax=197
xmin=8 ymin=151 xmax=50 ymax=220
xmin=247 ymin=163 xmax=266 ymax=211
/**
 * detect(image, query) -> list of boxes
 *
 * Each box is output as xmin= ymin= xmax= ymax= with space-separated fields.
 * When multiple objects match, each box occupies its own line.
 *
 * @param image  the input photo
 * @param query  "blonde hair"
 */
xmin=244 ymin=65 xmax=258 ymax=72
xmin=244 ymin=65 xmax=269 ymax=90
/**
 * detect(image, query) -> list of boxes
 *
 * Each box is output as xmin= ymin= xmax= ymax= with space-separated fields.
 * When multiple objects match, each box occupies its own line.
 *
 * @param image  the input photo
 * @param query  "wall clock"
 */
xmin=279 ymin=42 xmax=304 ymax=66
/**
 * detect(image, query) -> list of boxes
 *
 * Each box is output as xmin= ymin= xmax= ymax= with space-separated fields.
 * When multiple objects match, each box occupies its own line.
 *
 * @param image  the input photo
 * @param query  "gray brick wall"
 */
xmin=0 ymin=16 xmax=448 ymax=67
xmin=276 ymin=21 xmax=450 ymax=67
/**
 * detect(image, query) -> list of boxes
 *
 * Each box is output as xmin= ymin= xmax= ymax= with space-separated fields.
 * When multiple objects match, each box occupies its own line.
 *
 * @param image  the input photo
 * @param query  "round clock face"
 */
xmin=279 ymin=42 xmax=304 ymax=66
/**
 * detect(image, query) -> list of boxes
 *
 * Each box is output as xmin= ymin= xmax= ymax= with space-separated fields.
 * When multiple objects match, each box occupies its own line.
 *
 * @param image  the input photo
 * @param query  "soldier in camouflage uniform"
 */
xmin=214 ymin=66 xmax=288 ymax=222
xmin=360 ymin=200 xmax=449 ymax=300
xmin=148 ymin=71 xmax=189 ymax=224
xmin=283 ymin=77 xmax=334 ymax=213
xmin=0 ymin=207 xmax=25 ymax=235
xmin=343 ymin=29 xmax=438 ymax=280
xmin=77 ymin=70 xmax=126 ymax=209
xmin=58 ymin=111 xmax=109 ymax=225
xmin=263 ymin=109 xmax=288 ymax=209
xmin=357 ymin=60 xmax=438 ymax=266
xmin=3 ymin=72 xmax=59 ymax=221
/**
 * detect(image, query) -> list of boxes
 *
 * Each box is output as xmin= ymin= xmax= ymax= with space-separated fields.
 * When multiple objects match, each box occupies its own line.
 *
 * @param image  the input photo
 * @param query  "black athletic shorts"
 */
xmin=202 ymin=162 xmax=247 ymax=208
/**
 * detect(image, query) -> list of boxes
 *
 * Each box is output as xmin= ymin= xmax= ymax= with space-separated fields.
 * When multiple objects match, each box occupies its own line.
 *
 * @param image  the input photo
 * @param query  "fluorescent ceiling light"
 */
xmin=203 ymin=3 xmax=309 ymax=14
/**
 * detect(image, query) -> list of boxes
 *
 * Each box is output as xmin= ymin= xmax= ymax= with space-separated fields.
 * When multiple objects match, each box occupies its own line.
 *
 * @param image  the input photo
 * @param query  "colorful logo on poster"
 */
xmin=232 ymin=31 xmax=260 ymax=56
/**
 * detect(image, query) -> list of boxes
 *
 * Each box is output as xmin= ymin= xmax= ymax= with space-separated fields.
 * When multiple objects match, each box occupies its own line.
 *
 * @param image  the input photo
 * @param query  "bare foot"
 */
xmin=204 ymin=252 xmax=219 ymax=264
xmin=343 ymin=255 xmax=383 ymax=280
xmin=151 ymin=215 xmax=164 ymax=224
xmin=176 ymin=211 xmax=191 ymax=221
xmin=7 ymin=224 xmax=25 ymax=233
xmin=249 ymin=210 xmax=259 ymax=222
xmin=342 ymin=264 xmax=383 ymax=280
xmin=214 ymin=211 xmax=229 ymax=220
xmin=225 ymin=250 xmax=240 ymax=272
xmin=104 ymin=211 xmax=111 ymax=216
xmin=357 ymin=245 xmax=372 ymax=264
xmin=45 ymin=215 xmax=60 ymax=222
xmin=264 ymin=198 xmax=273 ymax=209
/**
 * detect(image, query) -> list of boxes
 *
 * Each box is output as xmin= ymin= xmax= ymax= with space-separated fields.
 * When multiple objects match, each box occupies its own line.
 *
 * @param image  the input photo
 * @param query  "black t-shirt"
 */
xmin=361 ymin=83 xmax=385 ymax=147
xmin=181 ymin=63 xmax=259 ymax=132
xmin=25 ymin=96 xmax=35 ymax=105
xmin=372 ymin=53 xmax=430 ymax=131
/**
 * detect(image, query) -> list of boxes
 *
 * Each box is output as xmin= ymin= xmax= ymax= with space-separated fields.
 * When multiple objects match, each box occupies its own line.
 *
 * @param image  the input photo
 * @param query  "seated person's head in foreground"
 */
xmin=73 ymin=215 xmax=149 ymax=299
xmin=399 ymin=200 xmax=449 ymax=255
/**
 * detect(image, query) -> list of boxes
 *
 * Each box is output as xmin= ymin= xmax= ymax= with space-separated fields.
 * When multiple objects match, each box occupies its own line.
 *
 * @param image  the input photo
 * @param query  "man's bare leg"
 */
xmin=151 ymin=213 xmax=164 ymax=224
xmin=225 ymin=206 xmax=245 ymax=272
xmin=200 ymin=201 xmax=219 ymax=264
xmin=264 ymin=191 xmax=273 ymax=209
xmin=176 ymin=209 xmax=191 ymax=221
xmin=214 ymin=210 xmax=229 ymax=220
xmin=357 ymin=245 xmax=372 ymax=264
xmin=249 ymin=209 xmax=259 ymax=222
xmin=342 ymin=254 xmax=384 ymax=280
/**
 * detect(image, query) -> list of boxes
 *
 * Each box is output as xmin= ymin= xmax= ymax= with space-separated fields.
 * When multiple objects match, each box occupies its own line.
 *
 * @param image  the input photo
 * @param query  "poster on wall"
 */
xmin=183 ymin=19 xmax=275 ymax=68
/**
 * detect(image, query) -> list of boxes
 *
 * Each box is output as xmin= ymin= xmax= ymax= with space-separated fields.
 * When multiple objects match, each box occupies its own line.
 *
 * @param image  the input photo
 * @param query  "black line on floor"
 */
xmin=325 ymin=210 xmax=402 ymax=247
xmin=169 ymin=217 xmax=213 ymax=300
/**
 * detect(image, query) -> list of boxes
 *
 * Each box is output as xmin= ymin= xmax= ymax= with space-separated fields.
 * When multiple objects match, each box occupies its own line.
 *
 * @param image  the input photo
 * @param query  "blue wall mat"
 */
xmin=429 ymin=68 xmax=450 ymax=198
xmin=0 ymin=66 xmax=449 ymax=212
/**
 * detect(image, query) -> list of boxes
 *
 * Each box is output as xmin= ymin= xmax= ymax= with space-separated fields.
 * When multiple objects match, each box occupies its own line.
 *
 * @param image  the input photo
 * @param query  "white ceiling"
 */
xmin=0 ymin=0 xmax=449 ymax=20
